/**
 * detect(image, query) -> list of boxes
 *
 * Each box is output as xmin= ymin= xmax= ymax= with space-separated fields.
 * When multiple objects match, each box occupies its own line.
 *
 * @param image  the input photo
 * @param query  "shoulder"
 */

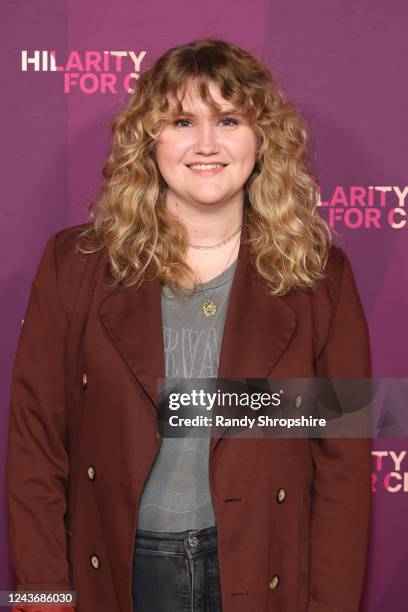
xmin=287 ymin=243 xmax=349 ymax=310
xmin=311 ymin=243 xmax=366 ymax=350
xmin=53 ymin=221 xmax=96 ymax=261
xmin=284 ymin=243 xmax=357 ymax=349
xmin=46 ymin=221 xmax=105 ymax=269
xmin=320 ymin=243 xmax=348 ymax=307
xmin=39 ymin=222 xmax=107 ymax=317
xmin=321 ymin=243 xmax=363 ymax=318
xmin=38 ymin=222 xmax=93 ymax=261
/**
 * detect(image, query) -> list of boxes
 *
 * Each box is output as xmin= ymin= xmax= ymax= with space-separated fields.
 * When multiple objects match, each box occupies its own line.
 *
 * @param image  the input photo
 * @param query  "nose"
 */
xmin=193 ymin=121 xmax=219 ymax=155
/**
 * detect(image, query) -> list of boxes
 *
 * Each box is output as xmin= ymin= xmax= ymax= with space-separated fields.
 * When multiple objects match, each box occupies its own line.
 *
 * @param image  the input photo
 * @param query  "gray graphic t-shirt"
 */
xmin=136 ymin=258 xmax=237 ymax=532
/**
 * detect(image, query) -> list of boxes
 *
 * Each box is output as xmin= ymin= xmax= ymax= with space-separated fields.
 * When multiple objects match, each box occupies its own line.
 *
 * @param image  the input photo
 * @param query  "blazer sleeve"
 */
xmin=307 ymin=249 xmax=372 ymax=612
xmin=6 ymin=232 xmax=75 ymax=607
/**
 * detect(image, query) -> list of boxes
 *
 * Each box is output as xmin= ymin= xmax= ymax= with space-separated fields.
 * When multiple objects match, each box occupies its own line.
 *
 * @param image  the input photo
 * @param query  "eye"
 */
xmin=174 ymin=118 xmax=192 ymax=127
xmin=173 ymin=116 xmax=241 ymax=128
xmin=219 ymin=117 xmax=240 ymax=126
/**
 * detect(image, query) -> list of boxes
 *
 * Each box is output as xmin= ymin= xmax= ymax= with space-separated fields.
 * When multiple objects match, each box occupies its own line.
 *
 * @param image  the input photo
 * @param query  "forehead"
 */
xmin=167 ymin=80 xmax=237 ymax=114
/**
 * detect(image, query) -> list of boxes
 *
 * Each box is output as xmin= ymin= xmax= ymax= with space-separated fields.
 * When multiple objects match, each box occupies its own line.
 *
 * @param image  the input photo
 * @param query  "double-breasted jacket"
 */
xmin=6 ymin=220 xmax=372 ymax=612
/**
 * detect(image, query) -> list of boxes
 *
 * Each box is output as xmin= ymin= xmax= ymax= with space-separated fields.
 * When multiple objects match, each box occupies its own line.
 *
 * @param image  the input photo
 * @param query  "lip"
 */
xmin=186 ymin=163 xmax=228 ymax=176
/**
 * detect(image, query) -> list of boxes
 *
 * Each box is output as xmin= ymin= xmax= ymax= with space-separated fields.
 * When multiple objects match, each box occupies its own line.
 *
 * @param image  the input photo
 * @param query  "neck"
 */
xmin=164 ymin=191 xmax=245 ymax=246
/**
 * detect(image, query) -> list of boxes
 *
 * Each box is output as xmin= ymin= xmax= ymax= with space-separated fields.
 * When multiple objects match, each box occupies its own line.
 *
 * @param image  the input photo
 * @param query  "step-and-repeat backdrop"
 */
xmin=1 ymin=1 xmax=407 ymax=610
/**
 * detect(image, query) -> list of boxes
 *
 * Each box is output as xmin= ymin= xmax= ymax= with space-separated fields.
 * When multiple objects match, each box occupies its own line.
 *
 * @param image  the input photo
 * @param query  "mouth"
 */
xmin=186 ymin=163 xmax=229 ymax=175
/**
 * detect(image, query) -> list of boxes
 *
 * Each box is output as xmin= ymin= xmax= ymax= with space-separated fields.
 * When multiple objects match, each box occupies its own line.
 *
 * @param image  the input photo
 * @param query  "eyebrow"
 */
xmin=175 ymin=109 xmax=243 ymax=117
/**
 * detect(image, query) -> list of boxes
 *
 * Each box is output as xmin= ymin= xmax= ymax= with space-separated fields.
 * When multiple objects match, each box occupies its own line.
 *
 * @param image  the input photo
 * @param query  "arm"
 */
xmin=308 ymin=249 xmax=372 ymax=612
xmin=6 ymin=233 xmax=75 ymax=610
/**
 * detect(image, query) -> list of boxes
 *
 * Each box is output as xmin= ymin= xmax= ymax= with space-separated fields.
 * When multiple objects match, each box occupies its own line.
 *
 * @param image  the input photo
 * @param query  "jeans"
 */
xmin=132 ymin=525 xmax=223 ymax=611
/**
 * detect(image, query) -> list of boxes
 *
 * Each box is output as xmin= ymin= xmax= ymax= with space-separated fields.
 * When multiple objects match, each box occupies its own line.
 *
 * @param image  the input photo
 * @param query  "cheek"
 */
xmin=230 ymin=133 xmax=257 ymax=164
xmin=156 ymin=138 xmax=171 ymax=160
xmin=156 ymin=138 xmax=186 ymax=170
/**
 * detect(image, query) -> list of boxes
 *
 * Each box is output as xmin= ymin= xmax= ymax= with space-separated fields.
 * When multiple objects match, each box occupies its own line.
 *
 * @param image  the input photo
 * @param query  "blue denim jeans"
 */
xmin=132 ymin=525 xmax=223 ymax=611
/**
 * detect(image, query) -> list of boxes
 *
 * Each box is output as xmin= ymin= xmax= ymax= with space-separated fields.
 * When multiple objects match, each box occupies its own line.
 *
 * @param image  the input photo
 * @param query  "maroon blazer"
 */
xmin=6 ymin=220 xmax=372 ymax=612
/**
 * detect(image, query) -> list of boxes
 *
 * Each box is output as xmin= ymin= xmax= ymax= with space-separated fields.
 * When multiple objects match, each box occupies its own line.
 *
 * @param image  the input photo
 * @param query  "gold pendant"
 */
xmin=202 ymin=300 xmax=217 ymax=317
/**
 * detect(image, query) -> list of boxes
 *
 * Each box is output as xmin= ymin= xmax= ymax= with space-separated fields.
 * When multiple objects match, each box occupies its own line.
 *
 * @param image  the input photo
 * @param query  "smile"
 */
xmin=186 ymin=163 xmax=228 ymax=175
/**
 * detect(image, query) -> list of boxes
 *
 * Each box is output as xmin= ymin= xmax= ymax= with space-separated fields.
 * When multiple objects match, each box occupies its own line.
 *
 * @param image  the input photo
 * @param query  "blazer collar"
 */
xmin=98 ymin=214 xmax=298 ymax=413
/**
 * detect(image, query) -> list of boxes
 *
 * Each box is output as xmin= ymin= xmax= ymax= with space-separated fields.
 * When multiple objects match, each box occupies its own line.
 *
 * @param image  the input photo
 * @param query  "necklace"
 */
xmin=188 ymin=223 xmax=242 ymax=250
xmin=162 ymin=221 xmax=243 ymax=318
xmin=199 ymin=232 xmax=241 ymax=317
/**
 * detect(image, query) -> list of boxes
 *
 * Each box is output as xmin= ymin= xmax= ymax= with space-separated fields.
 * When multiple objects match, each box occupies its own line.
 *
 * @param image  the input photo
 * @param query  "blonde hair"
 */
xmin=77 ymin=37 xmax=332 ymax=296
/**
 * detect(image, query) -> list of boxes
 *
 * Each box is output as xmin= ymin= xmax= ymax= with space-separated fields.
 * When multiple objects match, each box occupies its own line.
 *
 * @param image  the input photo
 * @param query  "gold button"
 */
xmin=294 ymin=394 xmax=302 ymax=409
xmin=269 ymin=574 xmax=279 ymax=589
xmin=276 ymin=488 xmax=286 ymax=503
xmin=87 ymin=466 xmax=96 ymax=480
xmin=82 ymin=372 xmax=88 ymax=389
xmin=90 ymin=554 xmax=100 ymax=569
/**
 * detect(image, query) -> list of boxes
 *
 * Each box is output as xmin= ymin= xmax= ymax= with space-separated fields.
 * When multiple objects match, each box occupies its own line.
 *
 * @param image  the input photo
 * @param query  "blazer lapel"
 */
xmin=217 ymin=224 xmax=298 ymax=380
xmin=212 ymin=220 xmax=298 ymax=451
xmin=98 ymin=266 xmax=165 ymax=409
xmin=98 ymin=215 xmax=298 ymax=419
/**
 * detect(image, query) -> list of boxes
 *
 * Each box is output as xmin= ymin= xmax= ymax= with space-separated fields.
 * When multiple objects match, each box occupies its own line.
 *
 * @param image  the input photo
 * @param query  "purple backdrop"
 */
xmin=1 ymin=1 xmax=407 ymax=609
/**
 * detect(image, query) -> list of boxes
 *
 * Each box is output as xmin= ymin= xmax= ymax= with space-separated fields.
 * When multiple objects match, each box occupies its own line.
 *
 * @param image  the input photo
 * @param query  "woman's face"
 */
xmin=154 ymin=80 xmax=258 ymax=209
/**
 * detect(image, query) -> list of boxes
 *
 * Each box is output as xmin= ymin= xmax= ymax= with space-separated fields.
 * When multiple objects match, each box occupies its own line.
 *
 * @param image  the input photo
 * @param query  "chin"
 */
xmin=194 ymin=200 xmax=229 ymax=208
xmin=189 ymin=192 xmax=234 ymax=206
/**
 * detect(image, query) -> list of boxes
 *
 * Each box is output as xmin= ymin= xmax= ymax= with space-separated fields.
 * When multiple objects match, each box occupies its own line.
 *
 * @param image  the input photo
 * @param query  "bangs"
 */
xmin=154 ymin=74 xmax=255 ymax=126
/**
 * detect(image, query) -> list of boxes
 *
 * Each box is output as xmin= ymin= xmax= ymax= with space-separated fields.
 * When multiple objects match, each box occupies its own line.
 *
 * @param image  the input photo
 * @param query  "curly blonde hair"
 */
xmin=76 ymin=37 xmax=332 ymax=296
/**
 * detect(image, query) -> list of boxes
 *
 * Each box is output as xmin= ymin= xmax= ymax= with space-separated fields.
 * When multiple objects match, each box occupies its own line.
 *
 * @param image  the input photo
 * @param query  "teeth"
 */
xmin=189 ymin=164 xmax=225 ymax=170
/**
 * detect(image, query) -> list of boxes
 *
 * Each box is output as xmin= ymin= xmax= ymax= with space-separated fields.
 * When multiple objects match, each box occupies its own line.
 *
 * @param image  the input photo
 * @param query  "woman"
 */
xmin=6 ymin=38 xmax=372 ymax=612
